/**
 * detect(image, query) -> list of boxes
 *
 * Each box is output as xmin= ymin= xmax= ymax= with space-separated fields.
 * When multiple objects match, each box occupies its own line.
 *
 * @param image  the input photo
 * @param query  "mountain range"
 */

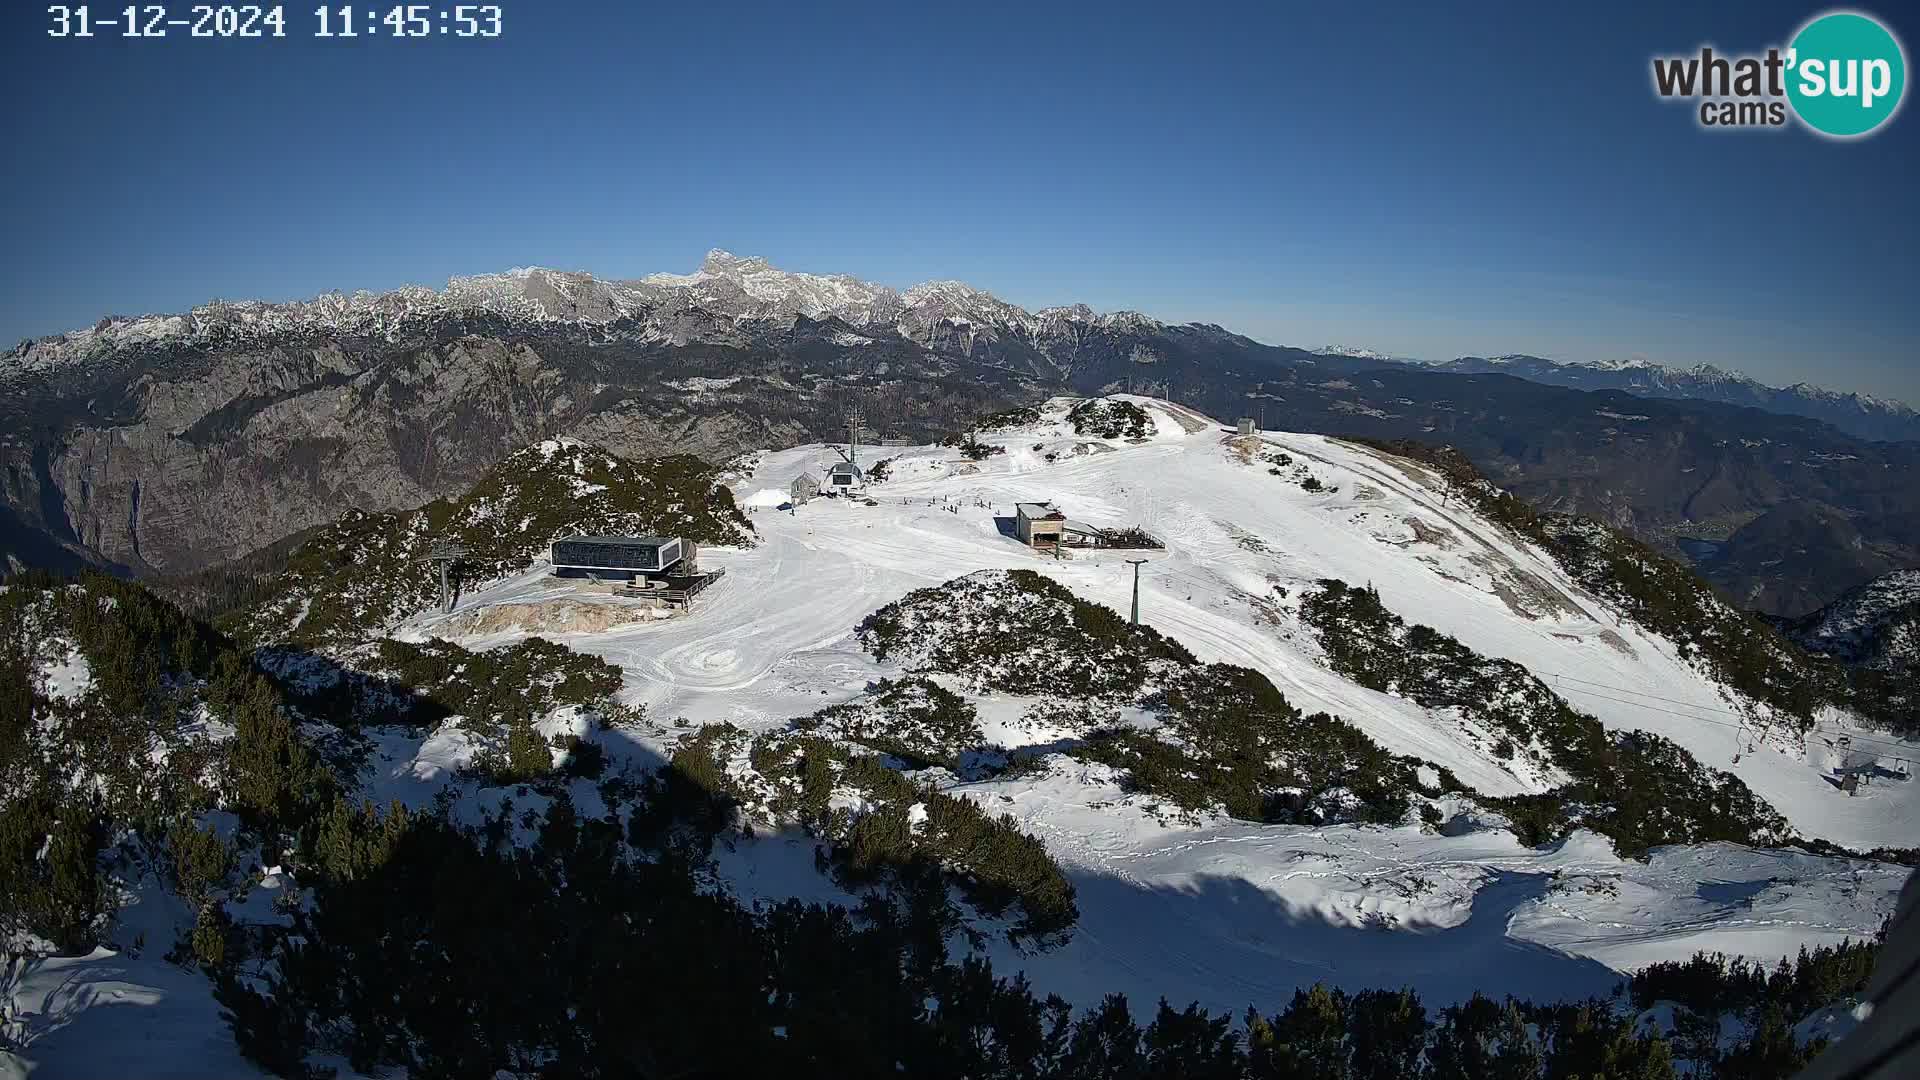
xmin=3 ymin=250 xmax=1915 ymax=616
xmin=1427 ymin=354 xmax=1920 ymax=444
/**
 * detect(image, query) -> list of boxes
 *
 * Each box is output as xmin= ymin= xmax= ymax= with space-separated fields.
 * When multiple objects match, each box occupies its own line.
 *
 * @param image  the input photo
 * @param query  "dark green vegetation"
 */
xmin=1300 ymin=579 xmax=1792 ymax=857
xmin=0 ymin=573 xmax=634 ymax=967
xmin=1626 ymin=942 xmax=1880 ymax=1078
xmin=152 ymin=525 xmax=326 ymax=622
xmin=233 ymin=440 xmax=752 ymax=647
xmin=217 ymin=782 xmax=1879 ymax=1080
xmin=859 ymin=568 xmax=1195 ymax=700
xmin=959 ymin=437 xmax=1007 ymax=461
xmin=1 ymin=570 xmax=1893 ymax=1079
xmin=941 ymin=426 xmax=1011 ymax=460
xmin=858 ymin=570 xmax=1434 ymax=827
xmin=796 ymin=675 xmax=985 ymax=769
xmin=1073 ymin=664 xmax=1436 ymax=826
xmin=973 ymin=404 xmax=1044 ymax=431
xmin=1068 ymin=397 xmax=1153 ymax=439
xmin=1349 ymin=439 xmax=1834 ymax=726
xmin=675 ymin=724 xmax=1078 ymax=942
xmin=366 ymin=636 xmax=622 ymax=734
xmin=1 ymin=572 xmax=328 ymax=959
xmin=1771 ymin=569 xmax=1920 ymax=739
xmin=1828 ymin=653 xmax=1919 ymax=740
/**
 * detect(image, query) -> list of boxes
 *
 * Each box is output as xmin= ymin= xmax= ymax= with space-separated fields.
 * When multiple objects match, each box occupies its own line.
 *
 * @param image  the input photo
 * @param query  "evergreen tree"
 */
xmin=1426 ymin=995 xmax=1542 ymax=1080
xmin=1711 ymin=1004 xmax=1813 ymax=1080
xmin=1349 ymin=988 xmax=1427 ymax=1080
xmin=1059 ymin=994 xmax=1145 ymax=1080
xmin=1258 ymin=984 xmax=1351 ymax=1078
xmin=1141 ymin=999 xmax=1243 ymax=1079
xmin=219 ymin=656 xmax=326 ymax=830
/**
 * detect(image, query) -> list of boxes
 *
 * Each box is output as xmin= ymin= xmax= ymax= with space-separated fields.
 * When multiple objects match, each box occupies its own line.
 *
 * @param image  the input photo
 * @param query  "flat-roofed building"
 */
xmin=551 ymin=536 xmax=686 ymax=581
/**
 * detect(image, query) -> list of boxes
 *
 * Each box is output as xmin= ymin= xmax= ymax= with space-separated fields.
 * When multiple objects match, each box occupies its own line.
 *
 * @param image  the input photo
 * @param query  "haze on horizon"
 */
xmin=2 ymin=1 xmax=1915 ymax=403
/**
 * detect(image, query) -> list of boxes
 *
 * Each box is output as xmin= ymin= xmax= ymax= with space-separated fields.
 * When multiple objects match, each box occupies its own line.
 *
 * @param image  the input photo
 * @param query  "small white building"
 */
xmin=1236 ymin=417 xmax=1257 ymax=435
xmin=791 ymin=472 xmax=821 ymax=504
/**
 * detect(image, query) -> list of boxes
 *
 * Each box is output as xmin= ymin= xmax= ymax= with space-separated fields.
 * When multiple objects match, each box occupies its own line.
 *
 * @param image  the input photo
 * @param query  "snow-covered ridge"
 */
xmin=1783 ymin=568 xmax=1920 ymax=664
xmin=3 ymin=249 xmax=1166 ymax=376
xmin=1317 ymin=344 xmax=1405 ymax=361
xmin=1430 ymin=354 xmax=1919 ymax=422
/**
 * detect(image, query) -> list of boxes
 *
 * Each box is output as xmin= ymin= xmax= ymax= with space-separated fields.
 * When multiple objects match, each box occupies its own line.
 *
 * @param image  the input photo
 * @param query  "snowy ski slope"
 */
xmin=382 ymin=396 xmax=1916 ymax=1008
xmin=12 ymin=397 xmax=1910 ymax=1077
xmin=424 ymin=396 xmax=1917 ymax=848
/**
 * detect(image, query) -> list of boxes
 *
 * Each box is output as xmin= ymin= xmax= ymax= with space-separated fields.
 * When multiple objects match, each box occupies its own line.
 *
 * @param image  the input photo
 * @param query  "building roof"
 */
xmin=829 ymin=461 xmax=861 ymax=475
xmin=1063 ymin=520 xmax=1105 ymax=536
xmin=794 ymin=471 xmax=819 ymax=485
xmin=1016 ymin=502 xmax=1062 ymax=519
xmin=558 ymin=535 xmax=678 ymax=546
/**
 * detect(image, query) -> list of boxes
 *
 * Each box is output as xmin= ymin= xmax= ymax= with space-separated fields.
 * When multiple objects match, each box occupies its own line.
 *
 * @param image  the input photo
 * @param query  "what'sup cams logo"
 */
xmin=1652 ymin=9 xmax=1906 ymax=137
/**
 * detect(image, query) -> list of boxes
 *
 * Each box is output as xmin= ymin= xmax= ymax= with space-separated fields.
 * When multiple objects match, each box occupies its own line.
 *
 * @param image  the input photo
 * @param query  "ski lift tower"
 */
xmin=1126 ymin=558 xmax=1149 ymax=625
xmin=835 ymin=402 xmax=869 ymax=467
xmin=420 ymin=539 xmax=471 ymax=614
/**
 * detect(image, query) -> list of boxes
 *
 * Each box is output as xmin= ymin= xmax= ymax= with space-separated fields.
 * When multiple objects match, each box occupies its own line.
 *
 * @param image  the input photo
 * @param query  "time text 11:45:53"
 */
xmin=47 ymin=5 xmax=504 ymax=38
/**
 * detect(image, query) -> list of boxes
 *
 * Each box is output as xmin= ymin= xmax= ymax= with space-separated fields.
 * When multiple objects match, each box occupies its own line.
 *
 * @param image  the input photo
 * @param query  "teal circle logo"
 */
xmin=1786 ymin=11 xmax=1907 ymax=137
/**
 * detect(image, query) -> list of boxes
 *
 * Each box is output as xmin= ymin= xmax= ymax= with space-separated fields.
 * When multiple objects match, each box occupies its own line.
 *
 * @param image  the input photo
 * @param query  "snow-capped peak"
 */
xmin=1318 ymin=344 xmax=1398 ymax=361
xmin=2 ymin=252 xmax=1171 ymax=376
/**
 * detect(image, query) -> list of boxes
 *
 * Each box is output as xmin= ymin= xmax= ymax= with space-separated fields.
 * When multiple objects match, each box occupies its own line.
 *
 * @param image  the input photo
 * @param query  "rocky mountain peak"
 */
xmin=699 ymin=249 xmax=772 ymax=275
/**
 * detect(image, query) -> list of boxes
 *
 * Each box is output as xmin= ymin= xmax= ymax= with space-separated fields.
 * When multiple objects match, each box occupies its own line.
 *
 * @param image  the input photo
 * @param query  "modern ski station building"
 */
xmin=551 ymin=536 xmax=687 ymax=579
xmin=550 ymin=535 xmax=723 ymax=609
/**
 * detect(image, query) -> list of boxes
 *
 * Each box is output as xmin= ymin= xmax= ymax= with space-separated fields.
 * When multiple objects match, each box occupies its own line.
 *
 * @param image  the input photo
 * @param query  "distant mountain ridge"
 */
xmin=2 ymin=249 xmax=1186 ymax=382
xmin=3 ymin=250 xmax=1916 ymax=618
xmin=11 ymin=256 xmax=1909 ymax=443
xmin=1425 ymin=354 xmax=1920 ymax=443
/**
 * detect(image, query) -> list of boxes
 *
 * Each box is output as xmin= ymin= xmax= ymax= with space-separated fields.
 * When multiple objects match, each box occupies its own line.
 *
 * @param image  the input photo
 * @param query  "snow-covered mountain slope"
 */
xmin=1773 ymin=568 xmax=1920 ymax=740
xmin=1427 ymin=355 xmax=1920 ymax=443
xmin=335 ymin=397 xmax=1916 ymax=1011
xmin=1778 ymin=569 xmax=1920 ymax=668
xmin=9 ymin=399 xmax=1914 ymax=1077
xmin=1 ymin=250 xmax=1168 ymax=379
xmin=409 ymin=397 xmax=1914 ymax=848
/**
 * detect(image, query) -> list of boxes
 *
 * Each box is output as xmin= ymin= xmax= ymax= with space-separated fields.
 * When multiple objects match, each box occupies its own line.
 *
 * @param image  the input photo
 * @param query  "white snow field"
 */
xmin=383 ymin=396 xmax=1914 ymax=1004
xmin=9 ymin=397 xmax=1914 ymax=1076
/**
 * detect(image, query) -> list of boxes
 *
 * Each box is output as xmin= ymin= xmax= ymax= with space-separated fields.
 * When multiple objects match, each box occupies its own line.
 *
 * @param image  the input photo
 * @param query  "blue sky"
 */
xmin=3 ymin=1 xmax=1915 ymax=401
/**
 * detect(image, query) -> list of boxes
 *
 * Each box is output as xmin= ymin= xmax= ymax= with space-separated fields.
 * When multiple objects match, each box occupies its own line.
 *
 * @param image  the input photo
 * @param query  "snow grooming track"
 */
xmin=387 ymin=394 xmax=1915 ymax=1012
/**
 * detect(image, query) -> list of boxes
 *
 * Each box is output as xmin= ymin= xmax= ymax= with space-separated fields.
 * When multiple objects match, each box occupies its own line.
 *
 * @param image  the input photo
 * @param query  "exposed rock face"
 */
xmin=2 ymin=321 xmax=1036 ymax=575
